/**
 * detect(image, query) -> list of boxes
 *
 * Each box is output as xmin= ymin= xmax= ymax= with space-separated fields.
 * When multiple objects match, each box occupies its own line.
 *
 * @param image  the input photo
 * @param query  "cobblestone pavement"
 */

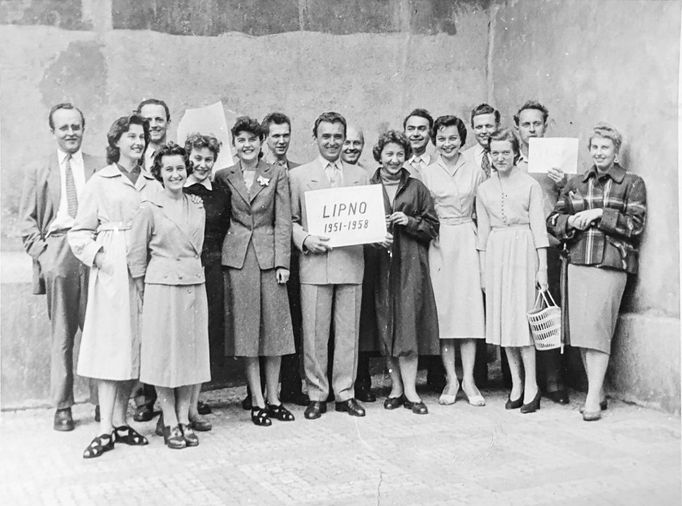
xmin=0 ymin=383 xmax=679 ymax=506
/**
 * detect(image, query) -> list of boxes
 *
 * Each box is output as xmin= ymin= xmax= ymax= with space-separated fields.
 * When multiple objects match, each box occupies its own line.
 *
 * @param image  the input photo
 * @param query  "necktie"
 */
xmin=326 ymin=163 xmax=340 ymax=187
xmin=64 ymin=154 xmax=78 ymax=217
xmin=481 ymin=151 xmax=491 ymax=178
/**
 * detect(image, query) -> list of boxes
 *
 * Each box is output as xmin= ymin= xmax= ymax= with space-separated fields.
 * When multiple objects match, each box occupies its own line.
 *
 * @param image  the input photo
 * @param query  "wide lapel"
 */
xmin=249 ymin=160 xmax=272 ymax=202
xmin=307 ymin=159 xmax=330 ymax=191
xmin=47 ymin=153 xmax=61 ymax=210
xmin=156 ymin=193 xmax=201 ymax=256
xmin=82 ymin=153 xmax=99 ymax=180
xmin=226 ymin=164 xmax=251 ymax=206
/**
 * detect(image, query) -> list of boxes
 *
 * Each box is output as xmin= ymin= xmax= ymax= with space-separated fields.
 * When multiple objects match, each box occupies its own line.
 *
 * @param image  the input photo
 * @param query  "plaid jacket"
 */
xmin=546 ymin=163 xmax=646 ymax=274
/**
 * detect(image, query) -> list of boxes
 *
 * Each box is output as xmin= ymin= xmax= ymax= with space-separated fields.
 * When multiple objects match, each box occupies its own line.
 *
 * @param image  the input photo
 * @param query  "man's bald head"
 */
xmin=341 ymin=125 xmax=365 ymax=165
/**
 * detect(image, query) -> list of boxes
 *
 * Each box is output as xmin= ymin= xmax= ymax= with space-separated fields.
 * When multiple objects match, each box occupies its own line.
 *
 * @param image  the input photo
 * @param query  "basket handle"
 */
xmin=538 ymin=289 xmax=558 ymax=308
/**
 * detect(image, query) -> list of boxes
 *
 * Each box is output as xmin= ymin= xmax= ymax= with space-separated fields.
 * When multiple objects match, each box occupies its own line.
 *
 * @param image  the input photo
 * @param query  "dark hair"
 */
xmin=402 ymin=108 xmax=434 ymax=130
xmin=513 ymin=100 xmax=549 ymax=126
xmin=48 ymin=102 xmax=85 ymax=130
xmin=231 ymin=116 xmax=263 ymax=143
xmin=105 ymin=114 xmax=150 ymax=165
xmin=184 ymin=133 xmax=221 ymax=159
xmin=312 ymin=111 xmax=347 ymax=138
xmin=372 ymin=130 xmax=412 ymax=162
xmin=136 ymin=98 xmax=171 ymax=121
xmin=431 ymin=115 xmax=467 ymax=145
xmin=261 ymin=112 xmax=291 ymax=136
xmin=150 ymin=142 xmax=191 ymax=184
xmin=470 ymin=103 xmax=500 ymax=126
xmin=488 ymin=128 xmax=520 ymax=164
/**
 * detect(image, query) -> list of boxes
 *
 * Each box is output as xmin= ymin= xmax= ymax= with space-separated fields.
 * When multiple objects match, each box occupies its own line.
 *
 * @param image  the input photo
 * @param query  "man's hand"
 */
xmin=303 ymin=235 xmax=331 ymax=254
xmin=548 ymin=167 xmax=567 ymax=188
xmin=276 ymin=268 xmax=290 ymax=284
xmin=378 ymin=232 xmax=393 ymax=249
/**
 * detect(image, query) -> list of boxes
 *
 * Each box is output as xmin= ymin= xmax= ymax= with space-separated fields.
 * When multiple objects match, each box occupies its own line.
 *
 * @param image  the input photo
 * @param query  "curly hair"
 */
xmin=588 ymin=122 xmax=623 ymax=153
xmin=150 ymin=142 xmax=191 ymax=184
xmin=372 ymin=130 xmax=412 ymax=163
xmin=431 ymin=115 xmax=467 ymax=145
xmin=231 ymin=116 xmax=263 ymax=143
xmin=184 ymin=133 xmax=221 ymax=159
xmin=312 ymin=111 xmax=347 ymax=138
xmin=402 ymin=108 xmax=434 ymax=131
xmin=513 ymin=100 xmax=549 ymax=126
xmin=105 ymin=114 xmax=150 ymax=165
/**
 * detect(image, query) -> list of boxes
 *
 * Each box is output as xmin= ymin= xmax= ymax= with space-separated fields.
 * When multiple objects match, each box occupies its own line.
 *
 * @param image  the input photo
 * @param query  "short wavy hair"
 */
xmin=136 ymin=98 xmax=171 ymax=121
xmin=48 ymin=102 xmax=85 ymax=130
xmin=588 ymin=122 xmax=623 ymax=153
xmin=184 ymin=132 xmax=221 ymax=159
xmin=150 ymin=142 xmax=191 ymax=184
xmin=312 ymin=111 xmax=347 ymax=138
xmin=488 ymin=128 xmax=521 ymax=164
xmin=231 ymin=116 xmax=263 ymax=143
xmin=402 ymin=108 xmax=434 ymax=131
xmin=372 ymin=130 xmax=412 ymax=163
xmin=513 ymin=100 xmax=549 ymax=126
xmin=431 ymin=115 xmax=467 ymax=145
xmin=261 ymin=112 xmax=291 ymax=135
xmin=470 ymin=103 xmax=500 ymax=126
xmin=105 ymin=114 xmax=150 ymax=165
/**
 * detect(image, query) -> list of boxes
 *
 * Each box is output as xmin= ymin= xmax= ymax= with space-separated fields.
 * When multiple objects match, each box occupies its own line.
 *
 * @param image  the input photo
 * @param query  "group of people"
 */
xmin=19 ymin=97 xmax=646 ymax=460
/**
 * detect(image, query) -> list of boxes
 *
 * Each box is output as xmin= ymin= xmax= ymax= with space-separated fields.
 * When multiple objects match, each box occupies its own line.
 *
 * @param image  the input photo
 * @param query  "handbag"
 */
xmin=527 ymin=290 xmax=563 ymax=352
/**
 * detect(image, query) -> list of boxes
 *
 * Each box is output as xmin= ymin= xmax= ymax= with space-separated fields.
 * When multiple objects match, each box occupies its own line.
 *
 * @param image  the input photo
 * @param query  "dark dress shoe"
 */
xmin=546 ymin=389 xmax=570 ymax=404
xmin=54 ymin=408 xmax=74 ymax=432
xmin=335 ymin=398 xmax=366 ymax=417
xmin=280 ymin=390 xmax=310 ymax=406
xmin=197 ymin=401 xmax=211 ymax=415
xmin=155 ymin=414 xmax=164 ymax=437
xmin=133 ymin=404 xmax=156 ymax=422
xmin=189 ymin=415 xmax=212 ymax=432
xmin=94 ymin=405 xmax=100 ymax=422
xmin=403 ymin=399 xmax=428 ymax=415
xmin=304 ymin=401 xmax=327 ymax=420
xmin=241 ymin=394 xmax=252 ymax=411
xmin=505 ymin=394 xmax=524 ymax=410
xmin=520 ymin=390 xmax=541 ymax=414
xmin=356 ymin=386 xmax=376 ymax=403
xmin=383 ymin=395 xmax=405 ymax=410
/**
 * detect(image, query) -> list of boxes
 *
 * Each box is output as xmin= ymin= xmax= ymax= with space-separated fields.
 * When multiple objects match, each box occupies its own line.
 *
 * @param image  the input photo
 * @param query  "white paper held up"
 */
xmin=528 ymin=137 xmax=579 ymax=174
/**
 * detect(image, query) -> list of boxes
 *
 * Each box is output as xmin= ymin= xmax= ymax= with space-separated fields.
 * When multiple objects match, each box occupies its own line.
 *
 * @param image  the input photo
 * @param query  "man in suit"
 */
xmin=289 ymin=112 xmax=369 ymax=419
xmin=19 ymin=103 xmax=103 ymax=431
xmin=462 ymin=103 xmax=500 ymax=178
xmin=403 ymin=108 xmax=434 ymax=181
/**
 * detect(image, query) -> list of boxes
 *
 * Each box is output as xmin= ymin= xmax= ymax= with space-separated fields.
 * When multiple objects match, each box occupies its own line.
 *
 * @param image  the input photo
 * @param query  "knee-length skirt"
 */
xmin=139 ymin=283 xmax=211 ymax=388
xmin=567 ymin=264 xmax=627 ymax=354
xmin=224 ymin=243 xmax=295 ymax=357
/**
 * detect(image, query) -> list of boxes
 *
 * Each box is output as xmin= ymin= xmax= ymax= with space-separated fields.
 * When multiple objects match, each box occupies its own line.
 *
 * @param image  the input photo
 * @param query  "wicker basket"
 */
xmin=527 ymin=290 xmax=563 ymax=352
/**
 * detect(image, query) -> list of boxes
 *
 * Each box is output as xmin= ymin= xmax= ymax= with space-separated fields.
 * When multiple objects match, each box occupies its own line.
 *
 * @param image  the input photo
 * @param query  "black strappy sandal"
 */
xmin=114 ymin=425 xmax=148 ymax=446
xmin=250 ymin=407 xmax=272 ymax=426
xmin=266 ymin=403 xmax=295 ymax=422
xmin=83 ymin=432 xmax=115 ymax=459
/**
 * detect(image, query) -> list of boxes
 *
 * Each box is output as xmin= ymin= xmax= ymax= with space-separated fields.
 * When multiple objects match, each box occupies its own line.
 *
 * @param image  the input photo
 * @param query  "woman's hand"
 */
xmin=378 ymin=232 xmax=393 ymax=250
xmin=569 ymin=209 xmax=603 ymax=230
xmin=536 ymin=268 xmax=549 ymax=291
xmin=388 ymin=211 xmax=409 ymax=226
xmin=276 ymin=268 xmax=290 ymax=284
xmin=548 ymin=167 xmax=567 ymax=188
xmin=93 ymin=250 xmax=105 ymax=269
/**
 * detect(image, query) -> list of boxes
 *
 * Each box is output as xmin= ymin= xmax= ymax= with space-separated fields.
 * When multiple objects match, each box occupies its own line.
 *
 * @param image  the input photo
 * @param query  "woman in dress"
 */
xmin=69 ymin=114 xmax=160 ymax=458
xmin=183 ymin=133 xmax=231 ymax=431
xmin=547 ymin=123 xmax=646 ymax=421
xmin=369 ymin=130 xmax=440 ymax=415
xmin=475 ymin=129 xmax=549 ymax=413
xmin=128 ymin=143 xmax=210 ymax=449
xmin=214 ymin=116 xmax=295 ymax=426
xmin=422 ymin=115 xmax=486 ymax=406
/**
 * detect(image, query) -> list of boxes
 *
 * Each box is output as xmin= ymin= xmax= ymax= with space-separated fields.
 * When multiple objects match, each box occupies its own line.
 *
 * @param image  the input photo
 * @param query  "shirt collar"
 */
xmin=435 ymin=153 xmax=465 ymax=176
xmin=582 ymin=162 xmax=626 ymax=183
xmin=318 ymin=155 xmax=342 ymax=172
xmin=408 ymin=152 xmax=431 ymax=166
xmin=57 ymin=148 xmax=82 ymax=164
xmin=185 ymin=174 xmax=212 ymax=190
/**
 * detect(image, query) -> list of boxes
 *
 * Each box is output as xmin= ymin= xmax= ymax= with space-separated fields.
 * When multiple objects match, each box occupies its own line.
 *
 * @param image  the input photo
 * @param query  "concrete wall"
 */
xmin=1 ymin=0 xmax=679 ymax=412
xmin=491 ymin=0 xmax=681 ymax=412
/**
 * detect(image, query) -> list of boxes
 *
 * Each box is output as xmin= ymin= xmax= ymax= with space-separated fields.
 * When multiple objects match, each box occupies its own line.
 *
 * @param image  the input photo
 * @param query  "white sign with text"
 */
xmin=304 ymin=184 xmax=387 ymax=247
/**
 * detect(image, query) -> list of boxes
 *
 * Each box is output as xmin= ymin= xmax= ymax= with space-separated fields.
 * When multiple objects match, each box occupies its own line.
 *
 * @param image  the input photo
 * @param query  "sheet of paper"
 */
xmin=176 ymin=101 xmax=235 ymax=175
xmin=528 ymin=137 xmax=579 ymax=174
xmin=304 ymin=184 xmax=387 ymax=248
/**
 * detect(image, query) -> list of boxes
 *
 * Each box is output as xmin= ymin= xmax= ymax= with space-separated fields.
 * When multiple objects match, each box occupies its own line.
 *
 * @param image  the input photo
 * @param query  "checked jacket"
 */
xmin=547 ymin=163 xmax=646 ymax=274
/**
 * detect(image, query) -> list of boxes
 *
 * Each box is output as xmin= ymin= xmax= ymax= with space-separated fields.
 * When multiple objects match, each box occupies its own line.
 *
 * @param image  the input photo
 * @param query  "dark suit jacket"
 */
xmin=214 ymin=160 xmax=292 ymax=270
xmin=19 ymin=151 xmax=103 ymax=294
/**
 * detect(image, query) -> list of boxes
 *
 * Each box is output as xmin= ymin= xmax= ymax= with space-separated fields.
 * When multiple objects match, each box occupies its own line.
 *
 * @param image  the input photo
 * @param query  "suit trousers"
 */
xmin=301 ymin=283 xmax=362 ymax=402
xmin=42 ymin=233 xmax=89 ymax=409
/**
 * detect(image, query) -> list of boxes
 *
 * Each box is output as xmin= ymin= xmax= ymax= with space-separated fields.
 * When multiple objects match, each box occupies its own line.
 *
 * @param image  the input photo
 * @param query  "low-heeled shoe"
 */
xmin=403 ymin=399 xmax=428 ymax=415
xmin=189 ymin=416 xmax=212 ymax=432
xmin=505 ymin=394 xmax=524 ymax=410
xmin=356 ymin=386 xmax=377 ymax=403
xmin=383 ymin=395 xmax=405 ymax=410
xmin=335 ymin=398 xmax=366 ymax=417
xmin=304 ymin=401 xmax=327 ymax=420
xmin=54 ymin=408 xmax=75 ymax=432
xmin=582 ymin=409 xmax=602 ymax=422
xmin=580 ymin=400 xmax=608 ymax=414
xmin=197 ymin=401 xmax=211 ymax=415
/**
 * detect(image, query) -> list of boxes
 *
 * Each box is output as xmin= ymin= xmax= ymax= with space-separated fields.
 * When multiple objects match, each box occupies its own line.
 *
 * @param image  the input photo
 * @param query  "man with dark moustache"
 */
xmin=19 ymin=103 xmax=103 ymax=431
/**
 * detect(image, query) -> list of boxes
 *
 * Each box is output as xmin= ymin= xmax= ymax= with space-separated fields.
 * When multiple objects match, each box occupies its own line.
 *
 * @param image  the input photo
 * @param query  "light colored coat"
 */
xmin=289 ymin=159 xmax=369 ymax=285
xmin=215 ymin=160 xmax=291 ymax=270
xmin=19 ymin=152 xmax=102 ymax=294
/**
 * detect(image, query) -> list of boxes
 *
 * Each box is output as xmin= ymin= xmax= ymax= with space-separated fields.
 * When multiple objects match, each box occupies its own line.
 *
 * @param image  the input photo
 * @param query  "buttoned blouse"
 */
xmin=475 ymin=169 xmax=549 ymax=251
xmin=422 ymin=154 xmax=483 ymax=223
